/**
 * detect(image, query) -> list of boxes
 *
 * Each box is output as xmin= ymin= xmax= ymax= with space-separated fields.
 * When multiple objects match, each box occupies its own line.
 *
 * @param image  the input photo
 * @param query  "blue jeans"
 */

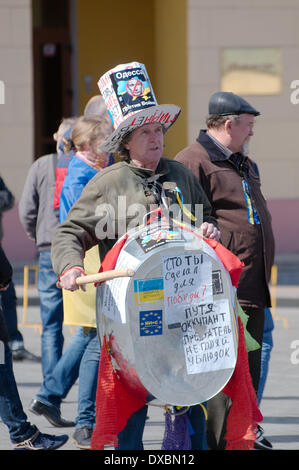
xmin=116 ymin=404 xmax=208 ymax=450
xmin=0 ymin=345 xmax=37 ymax=443
xmin=36 ymin=327 xmax=100 ymax=428
xmin=0 ymin=281 xmax=24 ymax=350
xmin=257 ymin=308 xmax=274 ymax=405
xmin=117 ymin=405 xmax=147 ymax=450
xmin=38 ymin=251 xmax=64 ymax=379
xmin=188 ymin=404 xmax=208 ymax=449
xmin=76 ymin=330 xmax=100 ymax=428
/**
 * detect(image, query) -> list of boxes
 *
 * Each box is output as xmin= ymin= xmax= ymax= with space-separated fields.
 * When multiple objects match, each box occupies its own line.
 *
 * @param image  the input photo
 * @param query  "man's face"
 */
xmin=229 ymin=113 xmax=255 ymax=152
xmin=125 ymin=122 xmax=164 ymax=169
xmin=126 ymin=79 xmax=144 ymax=97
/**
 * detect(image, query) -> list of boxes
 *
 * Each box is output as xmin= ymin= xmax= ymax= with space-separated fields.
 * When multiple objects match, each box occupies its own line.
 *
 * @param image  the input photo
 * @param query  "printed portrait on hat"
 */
xmin=110 ymin=66 xmax=155 ymax=116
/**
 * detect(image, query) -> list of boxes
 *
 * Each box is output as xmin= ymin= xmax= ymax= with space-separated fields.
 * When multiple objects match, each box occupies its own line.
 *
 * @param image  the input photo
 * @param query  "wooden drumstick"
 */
xmin=75 ymin=268 xmax=135 ymax=285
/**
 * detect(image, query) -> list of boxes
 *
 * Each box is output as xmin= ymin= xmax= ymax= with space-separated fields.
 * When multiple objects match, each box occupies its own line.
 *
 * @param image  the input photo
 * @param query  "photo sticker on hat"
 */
xmin=110 ymin=66 xmax=156 ymax=117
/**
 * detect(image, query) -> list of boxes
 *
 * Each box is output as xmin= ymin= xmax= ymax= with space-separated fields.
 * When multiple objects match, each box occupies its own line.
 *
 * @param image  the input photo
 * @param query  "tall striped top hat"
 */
xmin=97 ymin=61 xmax=181 ymax=153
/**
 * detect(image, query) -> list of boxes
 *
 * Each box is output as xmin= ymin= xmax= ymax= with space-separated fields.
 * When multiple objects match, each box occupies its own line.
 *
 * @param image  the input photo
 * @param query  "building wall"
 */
xmin=187 ymin=0 xmax=299 ymax=253
xmin=76 ymin=0 xmax=156 ymax=113
xmin=154 ymin=0 xmax=187 ymax=158
xmin=76 ymin=0 xmax=187 ymax=159
xmin=0 ymin=0 xmax=36 ymax=262
xmin=0 ymin=0 xmax=34 ymax=200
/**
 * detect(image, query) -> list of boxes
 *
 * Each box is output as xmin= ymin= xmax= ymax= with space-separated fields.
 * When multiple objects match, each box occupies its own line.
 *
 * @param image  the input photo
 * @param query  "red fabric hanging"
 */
xmin=222 ymin=317 xmax=263 ymax=450
xmin=91 ymin=336 xmax=146 ymax=450
xmin=95 ymin=235 xmax=129 ymax=286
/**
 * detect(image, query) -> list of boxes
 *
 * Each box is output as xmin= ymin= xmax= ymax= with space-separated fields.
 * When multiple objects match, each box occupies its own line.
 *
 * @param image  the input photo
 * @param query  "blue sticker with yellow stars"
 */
xmin=140 ymin=310 xmax=163 ymax=336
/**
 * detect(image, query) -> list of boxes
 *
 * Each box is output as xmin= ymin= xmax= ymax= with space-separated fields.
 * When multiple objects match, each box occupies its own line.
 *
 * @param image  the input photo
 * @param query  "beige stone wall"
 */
xmin=0 ymin=0 xmax=33 ymax=201
xmin=187 ymin=0 xmax=299 ymax=200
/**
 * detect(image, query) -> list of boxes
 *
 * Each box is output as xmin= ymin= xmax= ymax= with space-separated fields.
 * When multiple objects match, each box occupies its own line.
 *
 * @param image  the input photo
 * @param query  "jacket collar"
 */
xmin=196 ymin=129 xmax=250 ymax=175
xmin=196 ymin=129 xmax=230 ymax=162
xmin=128 ymin=157 xmax=169 ymax=181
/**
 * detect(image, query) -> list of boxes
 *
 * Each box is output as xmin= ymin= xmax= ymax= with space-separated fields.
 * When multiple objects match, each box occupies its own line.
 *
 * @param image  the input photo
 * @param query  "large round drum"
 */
xmin=96 ymin=220 xmax=238 ymax=407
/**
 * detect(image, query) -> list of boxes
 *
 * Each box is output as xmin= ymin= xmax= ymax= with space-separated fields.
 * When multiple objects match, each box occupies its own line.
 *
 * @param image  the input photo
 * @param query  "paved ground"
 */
xmin=0 ymin=262 xmax=299 ymax=452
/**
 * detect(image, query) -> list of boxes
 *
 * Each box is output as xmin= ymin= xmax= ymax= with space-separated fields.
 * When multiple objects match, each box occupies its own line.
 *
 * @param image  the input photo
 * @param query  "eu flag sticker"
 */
xmin=140 ymin=310 xmax=163 ymax=336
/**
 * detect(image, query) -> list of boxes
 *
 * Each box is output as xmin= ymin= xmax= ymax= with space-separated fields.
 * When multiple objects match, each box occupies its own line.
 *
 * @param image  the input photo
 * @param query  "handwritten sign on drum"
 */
xmin=181 ymin=298 xmax=236 ymax=374
xmin=162 ymin=251 xmax=213 ymax=324
xmin=162 ymin=251 xmax=236 ymax=374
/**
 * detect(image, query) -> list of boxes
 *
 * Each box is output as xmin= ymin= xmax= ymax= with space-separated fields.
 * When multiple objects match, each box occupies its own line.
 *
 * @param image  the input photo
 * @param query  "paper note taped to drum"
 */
xmin=102 ymin=250 xmax=140 ymax=323
xmin=162 ymin=251 xmax=213 ymax=325
xmin=162 ymin=251 xmax=236 ymax=374
xmin=181 ymin=298 xmax=236 ymax=374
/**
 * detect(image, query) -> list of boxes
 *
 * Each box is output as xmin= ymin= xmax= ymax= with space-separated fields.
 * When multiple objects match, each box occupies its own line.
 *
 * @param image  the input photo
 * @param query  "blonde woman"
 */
xmin=60 ymin=115 xmax=114 ymax=221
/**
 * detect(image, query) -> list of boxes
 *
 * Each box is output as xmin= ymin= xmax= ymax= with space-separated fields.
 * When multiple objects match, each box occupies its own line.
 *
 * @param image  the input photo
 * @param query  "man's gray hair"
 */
xmin=206 ymin=114 xmax=241 ymax=130
xmin=117 ymin=132 xmax=132 ymax=161
xmin=84 ymin=95 xmax=108 ymax=118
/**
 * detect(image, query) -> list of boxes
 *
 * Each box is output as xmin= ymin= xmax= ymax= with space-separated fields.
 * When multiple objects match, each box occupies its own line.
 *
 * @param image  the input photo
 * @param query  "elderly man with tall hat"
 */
xmin=52 ymin=61 xmax=220 ymax=293
xmin=51 ymin=62 xmax=221 ymax=450
xmin=175 ymin=91 xmax=275 ymax=450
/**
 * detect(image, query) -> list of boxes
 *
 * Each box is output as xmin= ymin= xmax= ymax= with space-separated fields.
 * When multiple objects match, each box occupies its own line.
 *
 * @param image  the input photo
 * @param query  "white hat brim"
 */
xmin=101 ymin=104 xmax=181 ymax=153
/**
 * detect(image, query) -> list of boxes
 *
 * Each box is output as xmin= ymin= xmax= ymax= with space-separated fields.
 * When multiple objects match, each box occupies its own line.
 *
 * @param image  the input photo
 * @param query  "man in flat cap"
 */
xmin=175 ymin=91 xmax=275 ymax=450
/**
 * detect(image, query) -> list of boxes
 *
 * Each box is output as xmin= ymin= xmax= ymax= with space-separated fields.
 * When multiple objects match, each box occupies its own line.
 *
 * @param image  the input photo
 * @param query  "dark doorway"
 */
xmin=32 ymin=0 xmax=73 ymax=158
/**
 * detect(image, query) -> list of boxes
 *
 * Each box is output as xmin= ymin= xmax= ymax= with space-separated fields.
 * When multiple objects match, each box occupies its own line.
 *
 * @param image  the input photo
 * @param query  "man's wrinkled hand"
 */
xmin=57 ymin=266 xmax=86 ymax=291
xmin=199 ymin=222 xmax=221 ymax=241
xmin=0 ymin=284 xmax=9 ymax=292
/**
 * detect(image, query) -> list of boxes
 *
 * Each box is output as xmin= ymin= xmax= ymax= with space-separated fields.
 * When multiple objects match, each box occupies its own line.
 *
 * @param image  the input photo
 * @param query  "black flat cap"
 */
xmin=209 ymin=92 xmax=260 ymax=116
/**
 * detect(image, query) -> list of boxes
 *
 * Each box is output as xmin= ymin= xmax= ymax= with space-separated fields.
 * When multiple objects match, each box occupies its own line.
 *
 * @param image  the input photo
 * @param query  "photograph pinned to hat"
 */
xmin=98 ymin=61 xmax=181 ymax=153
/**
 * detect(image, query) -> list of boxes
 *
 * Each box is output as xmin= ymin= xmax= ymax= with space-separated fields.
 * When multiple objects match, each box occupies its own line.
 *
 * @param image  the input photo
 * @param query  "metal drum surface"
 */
xmin=96 ymin=220 xmax=238 ymax=407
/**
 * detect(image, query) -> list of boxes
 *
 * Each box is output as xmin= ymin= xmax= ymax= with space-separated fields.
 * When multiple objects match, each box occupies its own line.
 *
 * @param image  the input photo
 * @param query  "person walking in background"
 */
xmin=175 ymin=91 xmax=275 ymax=450
xmin=59 ymin=113 xmax=114 ymax=449
xmin=0 ymin=175 xmax=39 ymax=362
xmin=52 ymin=117 xmax=77 ymax=213
xmin=29 ymin=109 xmax=114 ymax=450
xmin=258 ymin=308 xmax=274 ymax=406
xmin=83 ymin=94 xmax=108 ymax=117
xmin=254 ymin=307 xmax=274 ymax=449
xmin=18 ymin=117 xmax=76 ymax=380
xmin=0 ymin=243 xmax=68 ymax=450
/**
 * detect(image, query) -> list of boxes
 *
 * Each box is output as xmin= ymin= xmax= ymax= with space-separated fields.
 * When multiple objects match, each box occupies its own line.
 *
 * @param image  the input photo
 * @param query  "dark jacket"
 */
xmin=175 ymin=130 xmax=275 ymax=308
xmin=18 ymin=154 xmax=59 ymax=252
xmin=0 ymin=244 xmax=13 ymax=344
xmin=0 ymin=176 xmax=14 ymax=241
